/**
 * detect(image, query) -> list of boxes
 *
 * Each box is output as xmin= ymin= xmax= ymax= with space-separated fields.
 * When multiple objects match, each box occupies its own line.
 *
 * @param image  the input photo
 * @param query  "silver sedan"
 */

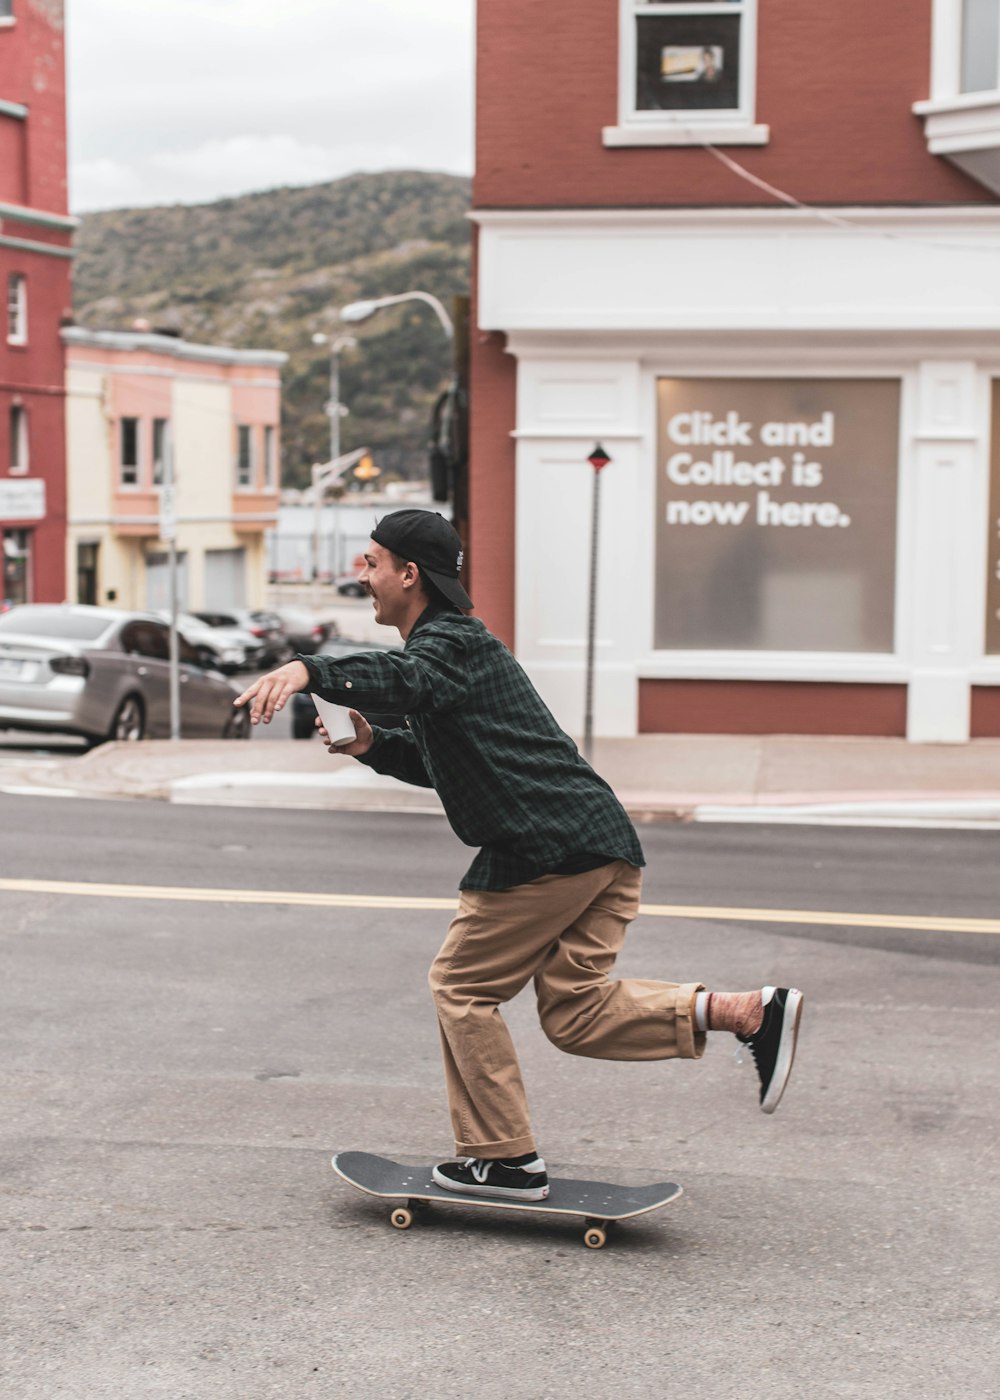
xmin=0 ymin=605 xmax=251 ymax=743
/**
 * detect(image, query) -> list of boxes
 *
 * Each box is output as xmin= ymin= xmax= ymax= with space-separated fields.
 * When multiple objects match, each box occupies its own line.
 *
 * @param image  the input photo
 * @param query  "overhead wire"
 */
xmin=686 ymin=129 xmax=1000 ymax=258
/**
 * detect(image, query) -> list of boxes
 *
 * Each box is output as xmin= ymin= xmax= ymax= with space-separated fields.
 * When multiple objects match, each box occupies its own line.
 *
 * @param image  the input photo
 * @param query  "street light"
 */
xmin=340 ymin=291 xmax=454 ymax=340
xmin=311 ymin=331 xmax=356 ymax=581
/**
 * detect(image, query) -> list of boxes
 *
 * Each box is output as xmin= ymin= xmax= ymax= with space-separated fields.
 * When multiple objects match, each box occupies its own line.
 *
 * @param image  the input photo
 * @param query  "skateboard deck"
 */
xmin=332 ymin=1151 xmax=682 ymax=1249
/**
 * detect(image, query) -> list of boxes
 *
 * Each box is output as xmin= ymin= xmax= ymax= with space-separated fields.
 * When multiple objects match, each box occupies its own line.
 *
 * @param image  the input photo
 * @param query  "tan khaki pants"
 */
xmin=428 ymin=860 xmax=705 ymax=1157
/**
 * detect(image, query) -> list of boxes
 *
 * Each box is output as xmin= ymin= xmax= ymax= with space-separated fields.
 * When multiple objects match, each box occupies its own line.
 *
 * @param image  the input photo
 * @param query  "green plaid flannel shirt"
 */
xmin=299 ymin=606 xmax=644 ymax=890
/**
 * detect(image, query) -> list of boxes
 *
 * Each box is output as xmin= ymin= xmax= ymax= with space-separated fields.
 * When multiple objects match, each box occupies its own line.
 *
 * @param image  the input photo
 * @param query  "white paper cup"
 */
xmin=311 ymin=694 xmax=357 ymax=746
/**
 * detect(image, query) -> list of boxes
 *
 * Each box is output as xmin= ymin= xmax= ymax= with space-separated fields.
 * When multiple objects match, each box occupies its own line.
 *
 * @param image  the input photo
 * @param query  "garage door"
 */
xmin=204 ymin=548 xmax=246 ymax=610
xmin=146 ymin=551 xmax=188 ymax=612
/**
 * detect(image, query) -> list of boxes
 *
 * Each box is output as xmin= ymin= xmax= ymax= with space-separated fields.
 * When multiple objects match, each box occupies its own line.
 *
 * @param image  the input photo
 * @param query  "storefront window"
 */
xmin=77 ymin=542 xmax=99 ymax=606
xmin=2 ymin=527 xmax=31 ymax=607
xmin=654 ymin=378 xmax=901 ymax=653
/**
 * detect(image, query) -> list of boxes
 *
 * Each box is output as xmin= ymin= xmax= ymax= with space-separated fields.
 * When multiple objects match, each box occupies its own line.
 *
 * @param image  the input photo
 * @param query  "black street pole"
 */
xmin=583 ymin=444 xmax=611 ymax=763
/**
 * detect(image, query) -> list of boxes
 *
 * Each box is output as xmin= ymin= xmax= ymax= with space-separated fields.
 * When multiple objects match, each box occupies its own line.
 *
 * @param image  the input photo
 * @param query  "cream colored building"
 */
xmin=63 ymin=328 xmax=286 ymax=612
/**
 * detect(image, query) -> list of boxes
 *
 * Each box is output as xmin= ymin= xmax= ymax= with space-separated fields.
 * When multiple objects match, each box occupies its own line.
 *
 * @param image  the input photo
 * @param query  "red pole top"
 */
xmin=588 ymin=443 xmax=611 ymax=472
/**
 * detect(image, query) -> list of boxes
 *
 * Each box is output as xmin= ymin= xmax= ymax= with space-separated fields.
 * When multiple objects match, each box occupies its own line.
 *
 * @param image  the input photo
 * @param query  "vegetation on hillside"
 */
xmin=73 ymin=171 xmax=472 ymax=488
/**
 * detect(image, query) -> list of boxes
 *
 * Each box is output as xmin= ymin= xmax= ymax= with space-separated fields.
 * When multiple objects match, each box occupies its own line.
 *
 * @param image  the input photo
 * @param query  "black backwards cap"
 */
xmin=370 ymin=509 xmax=473 ymax=611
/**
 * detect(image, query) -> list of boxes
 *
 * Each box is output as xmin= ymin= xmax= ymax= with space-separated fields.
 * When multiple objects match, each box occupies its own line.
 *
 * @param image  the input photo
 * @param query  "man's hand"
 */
xmin=316 ymin=708 xmax=374 ymax=756
xmin=233 ymin=660 xmax=310 ymax=725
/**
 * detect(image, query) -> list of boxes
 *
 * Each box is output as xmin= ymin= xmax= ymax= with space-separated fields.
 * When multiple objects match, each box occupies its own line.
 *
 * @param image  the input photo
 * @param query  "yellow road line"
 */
xmin=0 ymin=876 xmax=998 ymax=936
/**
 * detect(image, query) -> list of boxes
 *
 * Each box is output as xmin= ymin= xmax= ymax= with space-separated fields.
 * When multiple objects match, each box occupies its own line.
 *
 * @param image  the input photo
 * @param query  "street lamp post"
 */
xmin=311 ymin=332 xmax=355 ymax=581
xmin=340 ymin=291 xmax=454 ymax=341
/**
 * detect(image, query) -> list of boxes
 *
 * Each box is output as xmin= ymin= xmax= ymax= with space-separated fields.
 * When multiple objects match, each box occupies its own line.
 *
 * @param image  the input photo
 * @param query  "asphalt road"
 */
xmin=1 ymin=796 xmax=997 ymax=1398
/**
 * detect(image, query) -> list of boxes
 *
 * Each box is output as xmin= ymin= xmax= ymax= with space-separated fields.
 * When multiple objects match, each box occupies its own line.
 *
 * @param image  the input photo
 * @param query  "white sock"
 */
xmin=694 ymin=991 xmax=710 ymax=1032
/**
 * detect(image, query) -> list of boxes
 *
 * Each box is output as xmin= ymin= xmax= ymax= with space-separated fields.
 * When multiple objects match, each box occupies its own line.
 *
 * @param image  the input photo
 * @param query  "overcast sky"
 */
xmin=66 ymin=0 xmax=474 ymax=213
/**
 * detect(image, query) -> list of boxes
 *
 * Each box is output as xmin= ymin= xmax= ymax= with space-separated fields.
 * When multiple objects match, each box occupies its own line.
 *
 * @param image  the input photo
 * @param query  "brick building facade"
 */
xmin=0 ymin=0 xmax=73 ymax=607
xmin=469 ymin=0 xmax=1000 ymax=741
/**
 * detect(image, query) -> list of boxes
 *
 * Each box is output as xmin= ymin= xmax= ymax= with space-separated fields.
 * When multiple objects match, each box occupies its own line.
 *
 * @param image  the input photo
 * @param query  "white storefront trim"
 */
xmin=474 ymin=207 xmax=1000 ymax=334
xmin=478 ymin=210 xmax=1000 ymax=741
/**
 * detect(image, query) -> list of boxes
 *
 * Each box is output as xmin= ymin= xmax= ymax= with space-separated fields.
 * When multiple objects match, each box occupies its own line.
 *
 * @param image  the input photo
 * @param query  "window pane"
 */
xmin=654 ymin=379 xmax=900 ymax=652
xmin=152 ymin=418 xmax=169 ymax=485
xmin=0 ymin=604 xmax=117 ymax=641
xmin=0 ymin=2 xmax=13 ymax=17
xmin=120 ymin=417 xmax=139 ymax=484
xmin=1 ymin=530 xmax=31 ymax=608
xmin=9 ymin=405 xmax=27 ymax=473
xmin=636 ymin=13 xmax=742 ymax=111
xmin=237 ymin=425 xmax=253 ymax=485
xmin=7 ymin=274 xmax=26 ymax=340
xmin=961 ymin=0 xmax=1000 ymax=92
xmin=264 ymin=424 xmax=275 ymax=486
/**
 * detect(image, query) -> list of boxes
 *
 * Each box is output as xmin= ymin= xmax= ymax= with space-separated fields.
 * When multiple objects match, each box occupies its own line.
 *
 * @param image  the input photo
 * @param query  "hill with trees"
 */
xmin=72 ymin=170 xmax=471 ymax=488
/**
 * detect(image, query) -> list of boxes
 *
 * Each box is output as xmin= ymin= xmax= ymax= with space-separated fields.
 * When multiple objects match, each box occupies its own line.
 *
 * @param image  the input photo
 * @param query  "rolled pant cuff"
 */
xmin=454 ymin=1133 xmax=538 ymax=1159
xmin=678 ymin=981 xmax=707 ymax=1060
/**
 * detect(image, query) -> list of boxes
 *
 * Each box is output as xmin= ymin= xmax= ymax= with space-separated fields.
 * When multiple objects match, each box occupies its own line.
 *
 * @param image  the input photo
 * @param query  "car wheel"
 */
xmin=291 ymin=706 xmax=317 ymax=740
xmin=110 ymin=694 xmax=145 ymax=742
xmin=223 ymin=707 xmax=251 ymax=740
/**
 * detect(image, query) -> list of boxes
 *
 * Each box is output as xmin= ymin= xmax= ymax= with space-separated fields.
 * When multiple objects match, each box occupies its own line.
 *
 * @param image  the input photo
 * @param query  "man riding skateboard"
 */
xmin=235 ymin=510 xmax=804 ymax=1203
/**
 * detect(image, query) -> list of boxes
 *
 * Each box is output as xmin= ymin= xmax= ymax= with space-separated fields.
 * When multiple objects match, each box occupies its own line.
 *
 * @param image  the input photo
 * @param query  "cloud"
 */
xmin=67 ymin=0 xmax=473 ymax=212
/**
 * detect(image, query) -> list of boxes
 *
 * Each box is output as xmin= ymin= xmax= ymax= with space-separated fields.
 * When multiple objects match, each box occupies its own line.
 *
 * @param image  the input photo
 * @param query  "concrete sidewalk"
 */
xmin=6 ymin=732 xmax=1000 ymax=823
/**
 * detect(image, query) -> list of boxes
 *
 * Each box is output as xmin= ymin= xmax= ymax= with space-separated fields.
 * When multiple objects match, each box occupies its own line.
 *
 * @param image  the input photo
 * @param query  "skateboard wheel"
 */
xmin=583 ymin=1226 xmax=607 ymax=1250
xmin=390 ymin=1207 xmax=414 ymax=1230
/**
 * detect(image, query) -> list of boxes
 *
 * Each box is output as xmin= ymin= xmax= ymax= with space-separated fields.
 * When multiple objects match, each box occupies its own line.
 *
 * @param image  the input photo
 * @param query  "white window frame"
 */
xmin=928 ymin=0 xmax=1000 ymax=98
xmin=9 ymin=402 xmax=28 ymax=475
xmin=235 ymin=423 xmax=255 ymax=489
xmin=913 ymin=0 xmax=1000 ymax=194
xmin=119 ymin=416 xmax=141 ymax=488
xmin=6 ymin=273 xmax=27 ymax=345
xmin=605 ymin=0 xmax=768 ymax=147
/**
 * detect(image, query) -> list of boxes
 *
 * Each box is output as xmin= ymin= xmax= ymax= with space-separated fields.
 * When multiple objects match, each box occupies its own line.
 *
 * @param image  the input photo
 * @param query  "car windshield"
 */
xmin=196 ymin=613 xmax=238 ymax=627
xmin=0 ymin=607 xmax=113 ymax=641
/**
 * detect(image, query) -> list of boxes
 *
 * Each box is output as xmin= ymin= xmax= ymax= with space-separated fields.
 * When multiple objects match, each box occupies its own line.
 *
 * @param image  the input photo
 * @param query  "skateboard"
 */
xmin=331 ymin=1151 xmax=682 ymax=1249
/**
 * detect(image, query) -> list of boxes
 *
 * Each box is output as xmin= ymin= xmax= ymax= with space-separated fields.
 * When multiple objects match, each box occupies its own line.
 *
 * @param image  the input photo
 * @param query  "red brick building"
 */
xmin=469 ymin=0 xmax=1000 ymax=742
xmin=0 ymin=0 xmax=73 ymax=606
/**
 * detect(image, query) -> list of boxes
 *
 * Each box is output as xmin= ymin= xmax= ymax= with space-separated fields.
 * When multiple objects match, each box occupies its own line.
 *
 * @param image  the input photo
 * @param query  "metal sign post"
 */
xmin=159 ymin=427 xmax=180 ymax=741
xmin=583 ymin=443 xmax=611 ymax=763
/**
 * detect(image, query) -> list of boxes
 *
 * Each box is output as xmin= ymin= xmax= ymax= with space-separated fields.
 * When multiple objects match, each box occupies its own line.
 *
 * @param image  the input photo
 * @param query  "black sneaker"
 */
xmin=736 ymin=986 xmax=804 ymax=1114
xmin=432 ymin=1153 xmax=549 ymax=1201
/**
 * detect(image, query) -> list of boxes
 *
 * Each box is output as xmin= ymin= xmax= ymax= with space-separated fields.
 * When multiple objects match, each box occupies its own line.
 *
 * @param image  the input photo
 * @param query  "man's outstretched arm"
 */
xmin=233 ymin=660 xmax=310 ymax=726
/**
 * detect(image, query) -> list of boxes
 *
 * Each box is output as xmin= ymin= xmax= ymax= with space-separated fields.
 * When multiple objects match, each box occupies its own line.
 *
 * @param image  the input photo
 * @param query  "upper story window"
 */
xmin=6 ymin=274 xmax=27 ymax=344
xmin=914 ymin=0 xmax=1000 ymax=195
xmin=9 ymin=404 xmax=28 ymax=475
xmin=263 ymin=424 xmax=276 ymax=489
xmin=236 ymin=424 xmax=254 ymax=488
xmin=120 ymin=416 xmax=140 ymax=487
xmin=152 ymin=418 xmax=170 ymax=486
xmin=0 ymin=1 xmax=15 ymax=23
xmin=961 ymin=0 xmax=1000 ymax=92
xmin=605 ymin=0 xmax=768 ymax=146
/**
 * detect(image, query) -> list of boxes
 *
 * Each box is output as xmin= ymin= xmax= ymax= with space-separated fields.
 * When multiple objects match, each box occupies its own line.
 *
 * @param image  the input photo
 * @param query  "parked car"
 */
xmin=335 ymin=574 xmax=367 ymax=599
xmin=0 ymin=604 xmax=251 ymax=743
xmin=273 ymin=607 xmax=339 ymax=655
xmin=290 ymin=636 xmax=405 ymax=739
xmin=159 ymin=611 xmax=264 ymax=674
xmin=195 ymin=609 xmax=293 ymax=667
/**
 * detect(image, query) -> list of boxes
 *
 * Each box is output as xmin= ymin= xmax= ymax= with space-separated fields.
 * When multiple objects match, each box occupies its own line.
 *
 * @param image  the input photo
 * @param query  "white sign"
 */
xmin=159 ymin=484 xmax=177 ymax=542
xmin=0 ymin=478 xmax=45 ymax=521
